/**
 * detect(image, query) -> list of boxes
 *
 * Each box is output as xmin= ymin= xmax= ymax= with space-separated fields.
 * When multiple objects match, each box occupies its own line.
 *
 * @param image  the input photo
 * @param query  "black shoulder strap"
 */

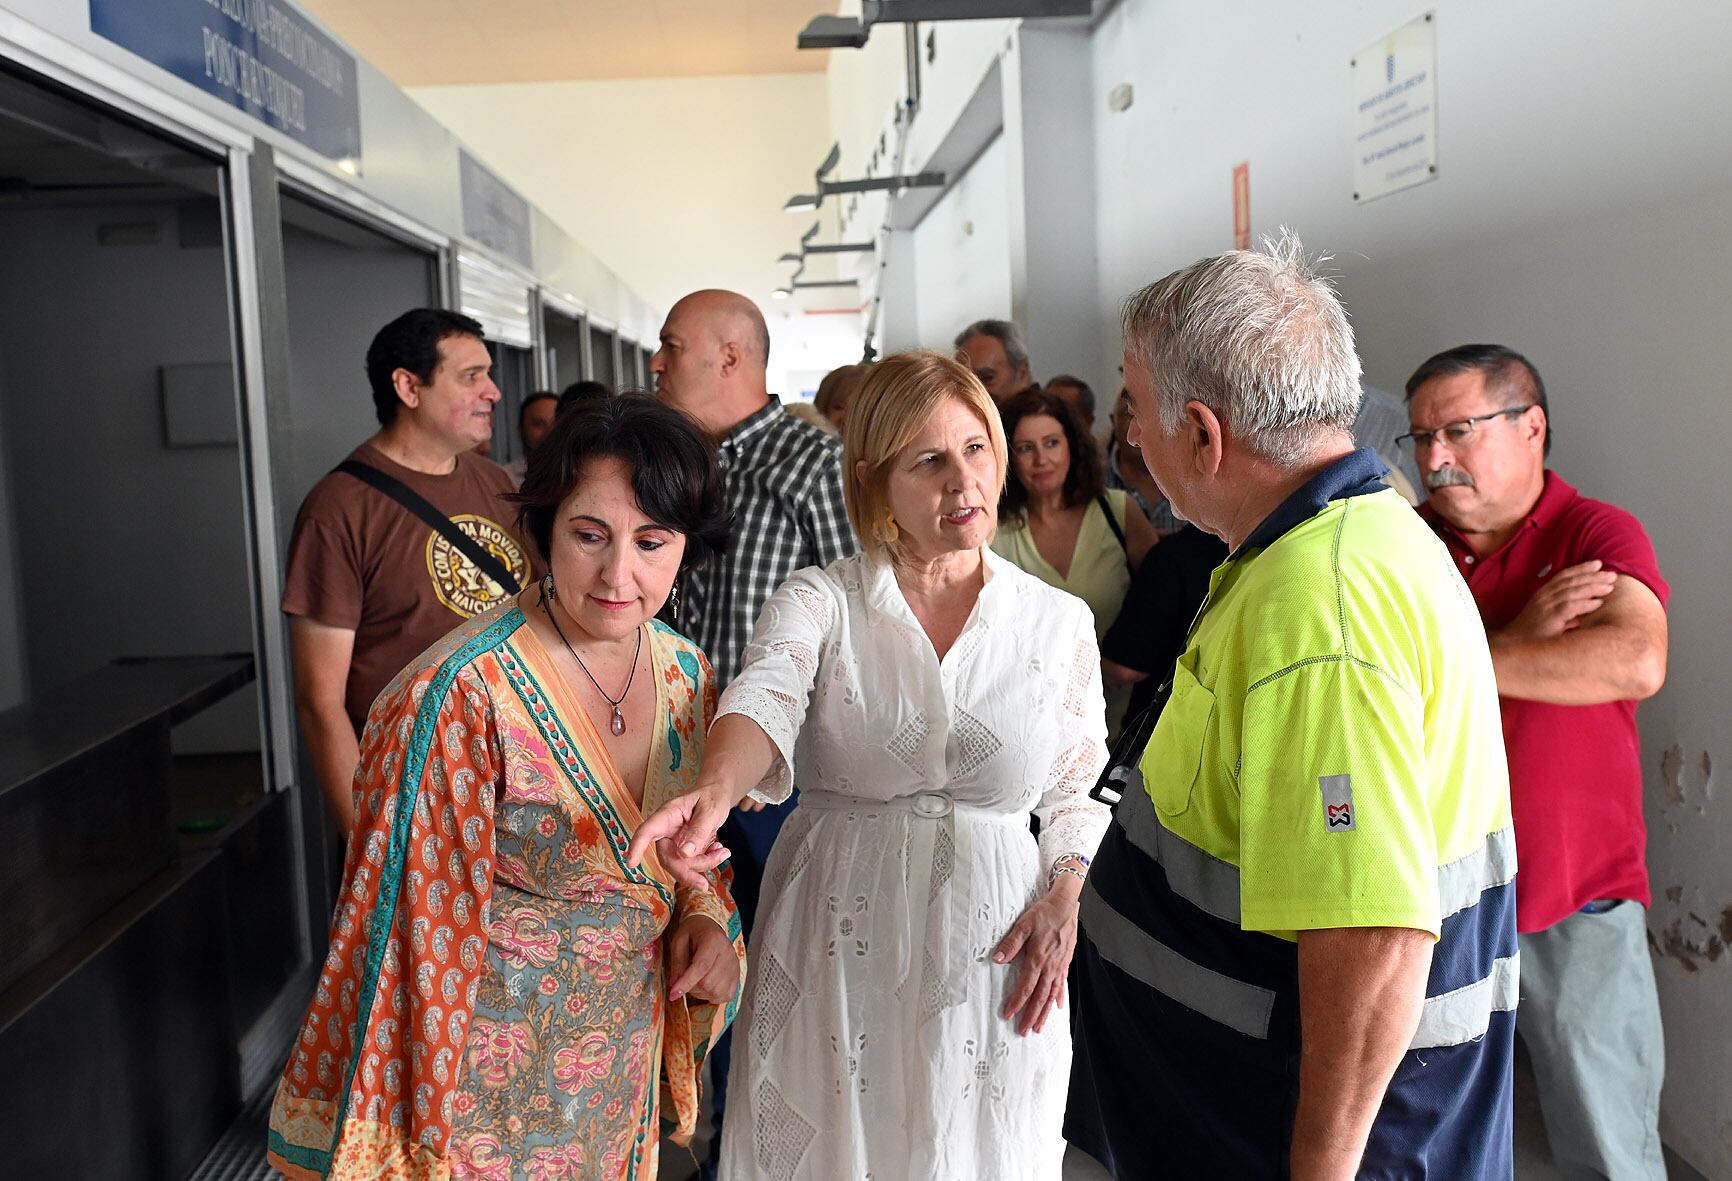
xmin=335 ymin=459 xmax=522 ymax=594
xmin=1097 ymin=492 xmax=1130 ymax=556
xmin=1089 ymin=673 xmax=1171 ymax=810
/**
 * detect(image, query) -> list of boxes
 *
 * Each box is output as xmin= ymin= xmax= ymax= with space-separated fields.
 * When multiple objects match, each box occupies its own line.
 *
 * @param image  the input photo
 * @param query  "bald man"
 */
xmin=650 ymin=290 xmax=856 ymax=1175
xmin=650 ymin=284 xmax=854 ymax=713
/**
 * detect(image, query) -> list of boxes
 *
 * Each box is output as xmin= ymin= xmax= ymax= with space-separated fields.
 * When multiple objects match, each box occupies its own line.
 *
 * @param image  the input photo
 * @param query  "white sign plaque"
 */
xmin=1352 ymin=13 xmax=1437 ymax=203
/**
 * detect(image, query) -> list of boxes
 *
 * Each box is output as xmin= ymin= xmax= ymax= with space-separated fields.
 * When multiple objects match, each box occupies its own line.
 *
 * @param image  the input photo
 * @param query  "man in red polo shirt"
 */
xmin=1404 ymin=344 xmax=1670 ymax=1180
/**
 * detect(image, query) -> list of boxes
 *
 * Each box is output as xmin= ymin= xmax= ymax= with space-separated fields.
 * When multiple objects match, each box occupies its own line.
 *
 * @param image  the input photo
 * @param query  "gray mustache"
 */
xmin=1425 ymin=466 xmax=1476 ymax=490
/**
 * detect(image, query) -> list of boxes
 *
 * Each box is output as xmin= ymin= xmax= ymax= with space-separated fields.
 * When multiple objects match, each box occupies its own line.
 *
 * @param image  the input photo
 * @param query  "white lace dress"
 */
xmin=715 ymin=549 xmax=1111 ymax=1181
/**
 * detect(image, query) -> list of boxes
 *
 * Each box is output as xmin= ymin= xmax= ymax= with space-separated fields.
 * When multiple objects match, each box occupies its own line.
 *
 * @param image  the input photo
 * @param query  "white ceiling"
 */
xmin=301 ymin=0 xmax=831 ymax=85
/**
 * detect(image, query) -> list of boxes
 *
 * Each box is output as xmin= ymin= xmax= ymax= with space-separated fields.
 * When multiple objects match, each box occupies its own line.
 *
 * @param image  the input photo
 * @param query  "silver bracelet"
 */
xmin=1049 ymin=864 xmax=1088 ymax=889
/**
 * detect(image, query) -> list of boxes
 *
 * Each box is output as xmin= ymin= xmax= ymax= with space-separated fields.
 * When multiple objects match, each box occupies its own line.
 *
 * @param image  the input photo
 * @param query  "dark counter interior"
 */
xmin=0 ymin=655 xmax=305 ymax=1181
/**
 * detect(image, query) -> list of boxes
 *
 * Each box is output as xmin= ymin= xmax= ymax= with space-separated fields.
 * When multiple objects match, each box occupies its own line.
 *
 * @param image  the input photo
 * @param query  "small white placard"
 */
xmin=1352 ymin=13 xmax=1437 ymax=203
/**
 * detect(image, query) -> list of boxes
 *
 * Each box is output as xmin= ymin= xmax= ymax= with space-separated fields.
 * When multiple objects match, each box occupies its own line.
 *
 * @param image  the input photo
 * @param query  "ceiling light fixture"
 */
xmin=778 ymin=221 xmax=877 ymax=269
xmin=798 ymin=0 xmax=1093 ymax=50
xmin=784 ymin=142 xmax=944 ymax=213
xmin=803 ymin=240 xmax=877 ymax=255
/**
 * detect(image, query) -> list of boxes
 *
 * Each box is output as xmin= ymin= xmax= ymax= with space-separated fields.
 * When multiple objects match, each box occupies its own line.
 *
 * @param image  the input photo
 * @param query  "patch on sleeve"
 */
xmin=1320 ymin=774 xmax=1356 ymax=832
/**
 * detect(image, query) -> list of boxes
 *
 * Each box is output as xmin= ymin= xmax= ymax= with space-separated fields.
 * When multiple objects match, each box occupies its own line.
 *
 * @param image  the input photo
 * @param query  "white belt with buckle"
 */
xmin=911 ymin=790 xmax=953 ymax=819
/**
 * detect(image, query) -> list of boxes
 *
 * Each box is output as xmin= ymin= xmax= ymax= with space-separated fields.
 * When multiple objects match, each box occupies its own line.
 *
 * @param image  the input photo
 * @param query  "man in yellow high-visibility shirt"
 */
xmin=1066 ymin=235 xmax=1517 ymax=1181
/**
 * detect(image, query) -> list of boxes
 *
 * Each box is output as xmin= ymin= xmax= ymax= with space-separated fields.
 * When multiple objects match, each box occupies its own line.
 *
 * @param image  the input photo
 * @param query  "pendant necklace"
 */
xmin=541 ymin=586 xmax=639 ymax=736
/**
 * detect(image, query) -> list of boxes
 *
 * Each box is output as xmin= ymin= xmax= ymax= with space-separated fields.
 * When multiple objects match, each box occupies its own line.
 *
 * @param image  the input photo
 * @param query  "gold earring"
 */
xmin=874 ymin=509 xmax=900 ymax=544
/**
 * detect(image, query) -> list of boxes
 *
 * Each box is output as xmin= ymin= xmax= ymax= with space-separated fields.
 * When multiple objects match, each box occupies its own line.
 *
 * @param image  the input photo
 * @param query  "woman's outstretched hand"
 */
xmin=992 ymin=877 xmax=1084 ymax=1036
xmin=627 ymin=784 xmax=733 ymax=891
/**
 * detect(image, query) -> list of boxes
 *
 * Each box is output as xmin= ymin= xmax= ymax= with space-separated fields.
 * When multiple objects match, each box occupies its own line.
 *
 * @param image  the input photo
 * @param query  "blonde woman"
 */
xmin=812 ymin=360 xmax=871 ymax=432
xmin=631 ymin=351 xmax=1111 ymax=1179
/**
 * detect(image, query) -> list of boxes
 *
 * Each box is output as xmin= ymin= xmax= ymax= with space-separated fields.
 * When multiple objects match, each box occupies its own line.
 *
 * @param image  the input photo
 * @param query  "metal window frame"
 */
xmin=276 ymin=153 xmax=450 ymax=259
xmin=585 ymin=314 xmax=619 ymax=385
xmin=0 ymin=16 xmax=298 ymax=794
xmin=0 ymin=9 xmax=244 ymax=157
xmin=534 ymin=288 xmax=589 ymax=391
xmin=0 ymin=18 xmax=322 ymax=955
xmin=615 ymin=334 xmax=636 ymax=389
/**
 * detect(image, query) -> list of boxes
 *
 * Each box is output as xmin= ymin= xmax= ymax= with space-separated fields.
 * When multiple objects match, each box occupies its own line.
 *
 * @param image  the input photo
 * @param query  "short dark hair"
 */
xmin=364 ymin=308 xmax=486 ymax=425
xmin=519 ymin=391 xmax=559 ymax=426
xmin=1045 ymin=374 xmax=1096 ymax=421
xmin=1405 ymin=344 xmax=1551 ymax=456
xmin=998 ymin=387 xmax=1105 ymax=521
xmin=557 ymin=380 xmax=612 ymax=413
xmin=512 ymin=394 xmax=732 ymax=572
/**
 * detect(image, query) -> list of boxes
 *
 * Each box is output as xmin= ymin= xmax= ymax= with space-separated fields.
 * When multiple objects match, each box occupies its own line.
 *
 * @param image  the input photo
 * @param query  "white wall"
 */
xmin=824 ymin=4 xmax=1022 ymax=348
xmin=769 ymin=311 xmax=870 ymax=404
xmin=408 ymin=71 xmax=848 ymax=388
xmin=1004 ymin=25 xmax=1102 ymax=396
xmin=823 ymin=3 xmax=1017 ymax=192
xmin=911 ymin=132 xmax=1012 ymax=352
xmin=1088 ymin=1 xmax=1732 ymax=1174
xmin=830 ymin=20 xmax=1105 ymax=394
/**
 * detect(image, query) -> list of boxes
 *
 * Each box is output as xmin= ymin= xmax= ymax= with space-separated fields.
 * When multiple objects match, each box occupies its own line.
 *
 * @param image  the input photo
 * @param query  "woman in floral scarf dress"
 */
xmin=268 ymin=396 xmax=744 ymax=1180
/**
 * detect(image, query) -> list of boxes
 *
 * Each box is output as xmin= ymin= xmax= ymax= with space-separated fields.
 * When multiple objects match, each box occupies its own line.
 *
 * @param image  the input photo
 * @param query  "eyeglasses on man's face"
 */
xmin=1396 ymin=406 xmax=1530 ymax=453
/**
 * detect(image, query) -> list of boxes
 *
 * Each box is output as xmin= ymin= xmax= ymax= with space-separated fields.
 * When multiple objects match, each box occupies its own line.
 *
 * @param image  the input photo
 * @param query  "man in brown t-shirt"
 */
xmin=282 ymin=308 xmax=532 ymax=832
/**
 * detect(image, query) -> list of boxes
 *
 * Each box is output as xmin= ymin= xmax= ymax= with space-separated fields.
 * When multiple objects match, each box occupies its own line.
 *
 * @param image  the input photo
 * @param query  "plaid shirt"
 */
xmin=681 ymin=397 xmax=857 ymax=685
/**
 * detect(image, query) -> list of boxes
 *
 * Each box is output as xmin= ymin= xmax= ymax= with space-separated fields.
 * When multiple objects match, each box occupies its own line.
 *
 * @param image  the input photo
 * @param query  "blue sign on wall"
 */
xmin=90 ymin=0 xmax=362 ymax=165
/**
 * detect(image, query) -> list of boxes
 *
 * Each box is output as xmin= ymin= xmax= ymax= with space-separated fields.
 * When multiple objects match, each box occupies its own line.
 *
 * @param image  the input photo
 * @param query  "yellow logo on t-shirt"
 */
xmin=426 ymin=515 xmax=531 ymax=617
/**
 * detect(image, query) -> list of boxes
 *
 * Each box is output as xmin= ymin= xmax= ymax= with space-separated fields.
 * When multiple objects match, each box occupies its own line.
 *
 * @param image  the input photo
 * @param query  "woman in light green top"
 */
xmin=992 ymin=388 xmax=1157 ymax=738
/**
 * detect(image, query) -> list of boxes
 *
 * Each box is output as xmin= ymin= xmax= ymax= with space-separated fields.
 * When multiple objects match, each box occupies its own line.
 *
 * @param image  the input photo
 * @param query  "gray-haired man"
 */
xmin=1066 ymin=236 xmax=1518 ymax=1180
xmin=955 ymin=317 xmax=1039 ymax=404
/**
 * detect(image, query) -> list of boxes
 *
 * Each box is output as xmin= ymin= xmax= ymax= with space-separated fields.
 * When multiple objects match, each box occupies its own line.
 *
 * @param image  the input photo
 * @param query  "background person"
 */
xmin=267 ymin=396 xmax=744 ymax=1181
xmin=1068 ymin=236 xmax=1518 ymax=1181
xmin=1044 ymin=373 xmax=1099 ymax=436
xmin=503 ymin=388 xmax=559 ymax=483
xmin=558 ymin=378 xmax=612 ymax=414
xmin=282 ymin=308 xmax=531 ymax=833
xmin=812 ymin=360 xmax=870 ymax=433
xmin=783 ymin=399 xmax=839 ymax=437
xmin=993 ymin=387 xmax=1155 ymax=737
xmin=1100 ymin=521 xmax=1228 ymax=720
xmin=955 ymin=317 xmax=1039 ymax=404
xmin=1104 ymin=385 xmax=1179 ymax=538
xmin=630 ymin=351 xmax=1112 ymax=1181
xmin=1406 ymin=343 xmax=1669 ymax=1181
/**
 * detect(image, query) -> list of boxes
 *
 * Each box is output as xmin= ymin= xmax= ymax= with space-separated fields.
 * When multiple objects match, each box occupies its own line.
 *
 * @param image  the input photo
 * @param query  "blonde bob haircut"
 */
xmin=842 ymin=350 xmax=1007 ymax=560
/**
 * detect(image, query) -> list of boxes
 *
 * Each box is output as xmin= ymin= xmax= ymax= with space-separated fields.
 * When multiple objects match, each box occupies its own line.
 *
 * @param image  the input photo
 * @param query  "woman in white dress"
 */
xmin=630 ymin=351 xmax=1112 ymax=1180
